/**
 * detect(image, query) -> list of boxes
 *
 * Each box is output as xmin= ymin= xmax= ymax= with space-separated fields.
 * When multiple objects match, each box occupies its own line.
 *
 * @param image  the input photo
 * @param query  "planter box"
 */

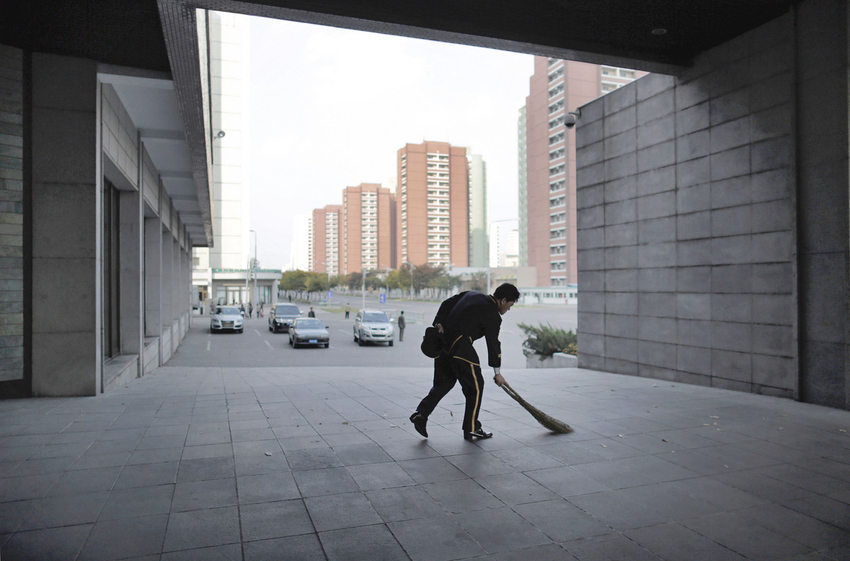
xmin=525 ymin=353 xmax=578 ymax=369
xmin=553 ymin=352 xmax=578 ymax=368
xmin=525 ymin=355 xmax=554 ymax=369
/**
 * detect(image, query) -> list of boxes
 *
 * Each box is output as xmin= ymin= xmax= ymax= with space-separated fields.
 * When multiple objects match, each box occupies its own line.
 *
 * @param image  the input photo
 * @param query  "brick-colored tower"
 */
xmin=398 ymin=141 xmax=469 ymax=268
xmin=342 ymin=183 xmax=397 ymax=274
xmin=524 ymin=57 xmax=646 ymax=287
xmin=311 ymin=205 xmax=342 ymax=274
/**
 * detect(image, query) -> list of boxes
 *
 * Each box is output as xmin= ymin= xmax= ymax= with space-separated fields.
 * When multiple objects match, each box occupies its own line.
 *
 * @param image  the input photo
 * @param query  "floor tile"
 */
xmin=171 ymin=476 xmax=238 ymax=512
xmin=243 ymin=534 xmax=325 ymax=561
xmin=1 ymin=524 xmax=93 ymax=561
xmin=388 ymin=513 xmax=485 ymax=561
xmin=99 ymin=485 xmax=175 ymax=520
xmin=513 ymin=499 xmax=611 ymax=542
xmin=162 ymin=507 xmax=241 ymax=552
xmin=304 ymin=492 xmax=383 ymax=532
xmin=319 ymin=524 xmax=408 ymax=561
xmin=18 ymin=491 xmax=109 ymax=531
xmin=240 ymin=499 xmax=315 ymax=541
xmin=78 ymin=514 xmax=168 ymax=560
xmin=237 ymin=471 xmax=300 ymax=504
xmin=453 ymin=505 xmax=552 ymax=554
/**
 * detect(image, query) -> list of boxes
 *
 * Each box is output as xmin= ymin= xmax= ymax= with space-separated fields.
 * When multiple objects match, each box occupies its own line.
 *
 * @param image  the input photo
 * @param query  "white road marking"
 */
xmin=206 ymin=340 xmax=211 ymax=351
xmin=254 ymin=329 xmax=261 ymax=336
xmin=264 ymin=340 xmax=273 ymax=350
xmin=338 ymin=329 xmax=350 ymax=335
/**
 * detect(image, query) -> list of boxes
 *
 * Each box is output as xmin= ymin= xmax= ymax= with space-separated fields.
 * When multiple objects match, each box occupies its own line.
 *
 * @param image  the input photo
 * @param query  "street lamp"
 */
xmin=250 ymin=229 xmax=257 ymax=306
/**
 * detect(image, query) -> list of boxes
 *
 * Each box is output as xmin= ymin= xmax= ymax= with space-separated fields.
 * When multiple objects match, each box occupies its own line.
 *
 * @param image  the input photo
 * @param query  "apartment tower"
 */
xmin=311 ymin=205 xmax=342 ymax=275
xmin=522 ymin=57 xmax=645 ymax=286
xmin=467 ymin=150 xmax=488 ymax=268
xmin=342 ymin=183 xmax=397 ymax=274
xmin=398 ymin=141 xmax=469 ymax=268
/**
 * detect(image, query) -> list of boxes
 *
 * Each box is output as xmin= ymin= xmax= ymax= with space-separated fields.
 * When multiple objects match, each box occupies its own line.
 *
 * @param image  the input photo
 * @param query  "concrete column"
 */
xmin=119 ymin=189 xmax=143 ymax=359
xmin=144 ymin=217 xmax=161 ymax=338
xmin=172 ymin=236 xmax=179 ymax=352
xmin=795 ymin=0 xmax=850 ymax=408
xmin=160 ymin=226 xmax=172 ymax=361
xmin=31 ymin=54 xmax=100 ymax=396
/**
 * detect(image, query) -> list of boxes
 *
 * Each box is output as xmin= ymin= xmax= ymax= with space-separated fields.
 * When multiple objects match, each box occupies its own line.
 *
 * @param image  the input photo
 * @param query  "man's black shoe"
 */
xmin=409 ymin=412 xmax=428 ymax=438
xmin=463 ymin=429 xmax=493 ymax=441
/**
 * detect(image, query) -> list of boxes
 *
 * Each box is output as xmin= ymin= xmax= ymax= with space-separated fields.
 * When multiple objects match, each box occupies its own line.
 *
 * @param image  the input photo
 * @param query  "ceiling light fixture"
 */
xmin=652 ymin=28 xmax=668 ymax=35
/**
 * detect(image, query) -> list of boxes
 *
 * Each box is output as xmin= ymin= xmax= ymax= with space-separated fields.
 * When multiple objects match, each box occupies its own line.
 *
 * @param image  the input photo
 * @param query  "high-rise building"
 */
xmin=311 ymin=205 xmax=342 ymax=275
xmin=398 ymin=141 xmax=469 ymax=268
xmin=467 ymin=150 xmax=488 ymax=268
xmin=342 ymin=183 xmax=397 ymax=273
xmin=521 ymin=57 xmax=645 ymax=286
xmin=517 ymin=106 xmax=528 ymax=267
xmin=192 ymin=12 xmax=280 ymax=307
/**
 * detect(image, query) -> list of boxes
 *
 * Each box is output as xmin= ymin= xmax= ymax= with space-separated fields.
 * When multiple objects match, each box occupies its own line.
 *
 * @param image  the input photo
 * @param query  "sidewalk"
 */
xmin=1 ymin=364 xmax=849 ymax=560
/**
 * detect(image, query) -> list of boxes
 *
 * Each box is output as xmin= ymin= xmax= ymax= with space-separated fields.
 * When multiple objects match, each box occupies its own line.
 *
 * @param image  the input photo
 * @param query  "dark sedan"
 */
xmin=288 ymin=317 xmax=330 ymax=348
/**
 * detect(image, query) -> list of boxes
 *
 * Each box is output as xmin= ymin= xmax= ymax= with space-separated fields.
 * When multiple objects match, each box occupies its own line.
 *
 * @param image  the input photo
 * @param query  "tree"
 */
xmin=467 ymin=272 xmax=488 ymax=292
xmin=348 ymin=272 xmax=362 ymax=291
xmin=412 ymin=263 xmax=443 ymax=291
xmin=280 ymin=269 xmax=308 ymax=292
xmin=385 ymin=269 xmax=401 ymax=290
xmin=305 ymin=273 xmax=328 ymax=293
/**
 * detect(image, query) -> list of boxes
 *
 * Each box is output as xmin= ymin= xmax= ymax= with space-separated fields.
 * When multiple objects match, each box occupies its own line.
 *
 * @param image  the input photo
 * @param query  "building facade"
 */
xmin=522 ymin=58 xmax=645 ymax=287
xmin=311 ymin=205 xmax=342 ymax=275
xmin=398 ymin=141 xmax=469 ymax=268
xmin=192 ymin=13 xmax=280 ymax=309
xmin=467 ymin=150 xmax=488 ymax=268
xmin=342 ymin=183 xmax=397 ymax=274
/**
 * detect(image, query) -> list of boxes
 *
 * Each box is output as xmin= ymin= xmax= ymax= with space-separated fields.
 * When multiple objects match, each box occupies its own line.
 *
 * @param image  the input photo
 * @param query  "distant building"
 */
xmin=311 ymin=205 xmax=342 ymax=275
xmin=517 ymin=106 xmax=528 ymax=267
xmin=467 ymin=150 xmax=488 ymax=268
xmin=521 ymin=57 xmax=646 ymax=287
xmin=398 ymin=141 xmax=470 ymax=268
xmin=342 ymin=183 xmax=397 ymax=273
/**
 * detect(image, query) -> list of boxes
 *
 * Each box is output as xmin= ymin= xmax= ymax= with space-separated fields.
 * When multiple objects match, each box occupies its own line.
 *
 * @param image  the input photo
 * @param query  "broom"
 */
xmin=501 ymin=382 xmax=573 ymax=434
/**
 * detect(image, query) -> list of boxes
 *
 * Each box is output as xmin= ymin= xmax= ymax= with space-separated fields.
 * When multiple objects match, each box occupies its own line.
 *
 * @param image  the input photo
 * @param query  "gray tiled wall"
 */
xmin=576 ymin=14 xmax=799 ymax=399
xmin=0 ymin=45 xmax=24 ymax=382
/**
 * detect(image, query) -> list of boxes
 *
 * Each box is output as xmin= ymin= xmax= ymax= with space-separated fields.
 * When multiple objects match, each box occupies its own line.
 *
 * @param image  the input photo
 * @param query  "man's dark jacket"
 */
xmin=433 ymin=291 xmax=501 ymax=368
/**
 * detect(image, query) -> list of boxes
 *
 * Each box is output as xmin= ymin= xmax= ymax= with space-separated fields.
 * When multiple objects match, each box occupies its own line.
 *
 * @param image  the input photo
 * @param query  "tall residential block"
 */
xmin=342 ymin=183 xmax=397 ymax=273
xmin=311 ymin=205 xmax=342 ymax=275
xmin=398 ymin=141 xmax=469 ymax=268
xmin=517 ymin=106 xmax=528 ymax=267
xmin=467 ymin=150 xmax=488 ymax=268
xmin=522 ymin=57 xmax=645 ymax=287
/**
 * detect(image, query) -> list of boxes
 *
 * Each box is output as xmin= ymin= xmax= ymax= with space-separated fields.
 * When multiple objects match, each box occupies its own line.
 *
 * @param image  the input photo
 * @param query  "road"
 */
xmin=168 ymin=296 xmax=577 ymax=371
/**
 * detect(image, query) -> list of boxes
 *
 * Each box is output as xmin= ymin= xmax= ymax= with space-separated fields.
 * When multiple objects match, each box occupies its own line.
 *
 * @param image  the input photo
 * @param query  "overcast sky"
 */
xmin=247 ymin=16 xmax=534 ymax=270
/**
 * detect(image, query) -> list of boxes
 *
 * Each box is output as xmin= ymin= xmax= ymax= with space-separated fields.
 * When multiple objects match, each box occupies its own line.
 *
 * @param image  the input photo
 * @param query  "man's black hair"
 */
xmin=493 ymin=283 xmax=521 ymax=302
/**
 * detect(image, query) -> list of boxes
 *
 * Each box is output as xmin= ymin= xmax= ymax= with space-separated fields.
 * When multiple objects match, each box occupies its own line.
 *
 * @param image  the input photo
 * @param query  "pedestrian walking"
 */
xmin=397 ymin=311 xmax=406 ymax=342
xmin=248 ymin=303 xmax=253 ymax=318
xmin=308 ymin=307 xmax=316 ymax=317
xmin=409 ymin=283 xmax=520 ymax=441
xmin=345 ymin=304 xmax=351 ymax=319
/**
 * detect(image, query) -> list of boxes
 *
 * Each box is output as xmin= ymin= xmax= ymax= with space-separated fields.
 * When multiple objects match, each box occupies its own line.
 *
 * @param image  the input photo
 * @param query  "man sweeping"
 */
xmin=410 ymin=283 xmax=521 ymax=440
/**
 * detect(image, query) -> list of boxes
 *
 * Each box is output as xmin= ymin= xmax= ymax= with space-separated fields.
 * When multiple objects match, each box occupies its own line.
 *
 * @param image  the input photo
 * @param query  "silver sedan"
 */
xmin=210 ymin=306 xmax=244 ymax=333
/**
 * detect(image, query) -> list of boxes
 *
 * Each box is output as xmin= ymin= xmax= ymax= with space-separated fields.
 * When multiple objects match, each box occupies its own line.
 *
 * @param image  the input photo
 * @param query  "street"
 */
xmin=168 ymin=298 xmax=578 ymax=370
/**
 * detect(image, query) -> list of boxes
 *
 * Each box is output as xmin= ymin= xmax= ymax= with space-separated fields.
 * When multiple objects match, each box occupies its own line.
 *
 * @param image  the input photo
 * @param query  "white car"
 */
xmin=210 ymin=305 xmax=244 ymax=333
xmin=353 ymin=309 xmax=394 ymax=346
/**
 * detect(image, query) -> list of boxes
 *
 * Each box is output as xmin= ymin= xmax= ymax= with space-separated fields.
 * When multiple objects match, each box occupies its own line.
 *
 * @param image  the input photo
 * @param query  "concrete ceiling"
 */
xmin=3 ymin=0 xmax=794 ymax=250
xmin=3 ymin=0 xmax=793 ymax=73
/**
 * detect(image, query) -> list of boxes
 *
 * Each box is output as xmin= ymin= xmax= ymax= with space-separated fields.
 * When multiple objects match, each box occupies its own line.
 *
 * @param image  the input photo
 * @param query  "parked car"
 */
xmin=210 ymin=305 xmax=243 ymax=333
xmin=353 ymin=309 xmax=394 ymax=346
xmin=288 ymin=317 xmax=330 ymax=348
xmin=269 ymin=303 xmax=301 ymax=333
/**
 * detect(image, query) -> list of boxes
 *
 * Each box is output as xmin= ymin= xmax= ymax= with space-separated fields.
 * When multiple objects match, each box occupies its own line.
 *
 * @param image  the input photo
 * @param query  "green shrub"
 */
xmin=518 ymin=322 xmax=577 ymax=360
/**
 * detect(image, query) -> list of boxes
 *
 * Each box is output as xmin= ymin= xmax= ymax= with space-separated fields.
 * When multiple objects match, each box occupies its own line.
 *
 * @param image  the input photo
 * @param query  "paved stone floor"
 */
xmin=1 ymin=365 xmax=849 ymax=560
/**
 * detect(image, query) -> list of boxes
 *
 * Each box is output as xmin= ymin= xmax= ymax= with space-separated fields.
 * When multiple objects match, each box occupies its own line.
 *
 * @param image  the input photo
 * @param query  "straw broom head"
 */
xmin=501 ymin=382 xmax=573 ymax=434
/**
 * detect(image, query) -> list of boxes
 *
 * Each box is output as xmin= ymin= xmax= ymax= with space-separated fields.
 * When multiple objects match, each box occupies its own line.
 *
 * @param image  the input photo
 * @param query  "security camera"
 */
xmin=564 ymin=111 xmax=579 ymax=129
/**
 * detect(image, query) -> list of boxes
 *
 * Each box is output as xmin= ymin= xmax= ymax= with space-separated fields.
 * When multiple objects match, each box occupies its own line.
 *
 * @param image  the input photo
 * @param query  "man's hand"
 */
xmin=435 ymin=323 xmax=444 ymax=334
xmin=493 ymin=373 xmax=505 ymax=387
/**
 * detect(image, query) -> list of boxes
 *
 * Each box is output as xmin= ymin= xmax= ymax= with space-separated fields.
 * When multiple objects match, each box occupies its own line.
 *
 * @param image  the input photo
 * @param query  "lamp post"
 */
xmin=250 ymin=229 xmax=257 ymax=306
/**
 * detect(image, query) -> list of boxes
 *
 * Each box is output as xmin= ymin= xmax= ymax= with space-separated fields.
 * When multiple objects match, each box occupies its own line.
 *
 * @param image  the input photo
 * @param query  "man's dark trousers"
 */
xmin=416 ymin=354 xmax=484 ymax=434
